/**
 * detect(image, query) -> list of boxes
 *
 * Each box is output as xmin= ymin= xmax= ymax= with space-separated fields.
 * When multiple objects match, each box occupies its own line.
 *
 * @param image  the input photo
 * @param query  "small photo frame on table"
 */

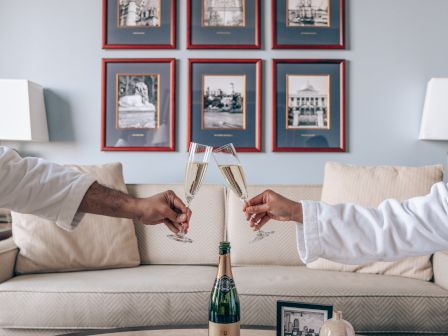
xmin=103 ymin=0 xmax=176 ymax=49
xmin=187 ymin=0 xmax=261 ymax=49
xmin=188 ymin=59 xmax=262 ymax=152
xmin=273 ymin=59 xmax=345 ymax=152
xmin=277 ymin=301 xmax=333 ymax=336
xmin=102 ymin=58 xmax=175 ymax=151
xmin=272 ymin=0 xmax=345 ymax=49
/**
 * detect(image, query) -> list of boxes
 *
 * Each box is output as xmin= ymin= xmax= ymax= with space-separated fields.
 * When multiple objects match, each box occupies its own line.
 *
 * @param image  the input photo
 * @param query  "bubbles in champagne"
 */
xmin=218 ymin=164 xmax=248 ymax=200
xmin=185 ymin=162 xmax=208 ymax=205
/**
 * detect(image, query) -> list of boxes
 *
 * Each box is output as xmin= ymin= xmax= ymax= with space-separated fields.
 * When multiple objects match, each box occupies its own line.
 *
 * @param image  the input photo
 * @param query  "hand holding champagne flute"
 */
xmin=167 ymin=142 xmax=212 ymax=243
xmin=213 ymin=143 xmax=275 ymax=243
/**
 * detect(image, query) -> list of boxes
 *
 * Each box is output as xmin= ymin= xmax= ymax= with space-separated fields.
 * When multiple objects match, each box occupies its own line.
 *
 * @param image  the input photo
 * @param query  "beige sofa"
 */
xmin=0 ymin=184 xmax=448 ymax=336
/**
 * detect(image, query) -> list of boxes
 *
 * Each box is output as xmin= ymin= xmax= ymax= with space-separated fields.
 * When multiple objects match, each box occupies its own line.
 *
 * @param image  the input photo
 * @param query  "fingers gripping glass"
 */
xmin=167 ymin=142 xmax=213 ymax=243
xmin=213 ymin=143 xmax=274 ymax=243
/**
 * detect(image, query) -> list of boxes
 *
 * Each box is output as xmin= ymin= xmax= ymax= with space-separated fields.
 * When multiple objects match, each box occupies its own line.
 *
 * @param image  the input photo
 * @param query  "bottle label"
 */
xmin=209 ymin=321 xmax=240 ymax=336
xmin=214 ymin=275 xmax=235 ymax=294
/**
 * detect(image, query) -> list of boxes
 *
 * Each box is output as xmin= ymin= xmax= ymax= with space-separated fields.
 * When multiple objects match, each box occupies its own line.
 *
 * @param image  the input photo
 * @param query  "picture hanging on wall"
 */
xmin=103 ymin=0 xmax=176 ymax=49
xmin=188 ymin=59 xmax=262 ymax=152
xmin=187 ymin=0 xmax=261 ymax=49
xmin=102 ymin=58 xmax=175 ymax=151
xmin=272 ymin=59 xmax=345 ymax=152
xmin=272 ymin=0 xmax=345 ymax=49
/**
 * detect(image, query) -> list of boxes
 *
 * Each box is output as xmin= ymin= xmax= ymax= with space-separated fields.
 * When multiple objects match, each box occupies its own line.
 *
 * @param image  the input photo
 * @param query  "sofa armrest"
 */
xmin=0 ymin=237 xmax=18 ymax=284
xmin=433 ymin=251 xmax=448 ymax=291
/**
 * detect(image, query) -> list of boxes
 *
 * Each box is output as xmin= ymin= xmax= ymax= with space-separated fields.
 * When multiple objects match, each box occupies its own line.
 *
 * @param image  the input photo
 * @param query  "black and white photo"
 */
xmin=202 ymin=75 xmax=246 ymax=129
xmin=116 ymin=74 xmax=159 ymax=129
xmin=202 ymin=0 xmax=246 ymax=27
xmin=118 ymin=0 xmax=161 ymax=27
xmin=277 ymin=301 xmax=333 ymax=336
xmin=287 ymin=75 xmax=329 ymax=129
xmin=287 ymin=0 xmax=329 ymax=27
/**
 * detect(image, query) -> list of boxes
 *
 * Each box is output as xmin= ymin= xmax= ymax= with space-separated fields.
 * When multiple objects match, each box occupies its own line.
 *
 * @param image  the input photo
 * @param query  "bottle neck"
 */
xmin=217 ymin=252 xmax=233 ymax=278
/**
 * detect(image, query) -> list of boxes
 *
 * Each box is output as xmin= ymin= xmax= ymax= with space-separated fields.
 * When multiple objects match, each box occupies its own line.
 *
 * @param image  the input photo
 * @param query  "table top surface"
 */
xmin=65 ymin=327 xmax=275 ymax=336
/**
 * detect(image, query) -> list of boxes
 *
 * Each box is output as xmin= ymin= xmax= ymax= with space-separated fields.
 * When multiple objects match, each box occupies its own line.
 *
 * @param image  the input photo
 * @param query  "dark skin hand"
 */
xmin=78 ymin=182 xmax=191 ymax=234
xmin=243 ymin=189 xmax=303 ymax=231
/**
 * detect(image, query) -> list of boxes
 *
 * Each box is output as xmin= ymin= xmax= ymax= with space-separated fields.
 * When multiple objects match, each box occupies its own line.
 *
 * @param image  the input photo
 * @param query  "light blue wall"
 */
xmin=1 ymin=0 xmax=448 ymax=184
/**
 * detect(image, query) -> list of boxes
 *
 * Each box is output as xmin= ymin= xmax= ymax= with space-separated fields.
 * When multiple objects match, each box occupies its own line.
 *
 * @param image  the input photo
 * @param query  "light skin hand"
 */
xmin=78 ymin=183 xmax=192 ymax=234
xmin=243 ymin=189 xmax=303 ymax=231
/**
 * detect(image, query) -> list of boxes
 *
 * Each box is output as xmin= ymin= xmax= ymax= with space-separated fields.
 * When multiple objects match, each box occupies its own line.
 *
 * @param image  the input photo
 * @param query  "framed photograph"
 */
xmin=187 ymin=0 xmax=261 ymax=49
xmin=273 ymin=59 xmax=345 ymax=152
xmin=277 ymin=301 xmax=333 ymax=336
xmin=272 ymin=0 xmax=345 ymax=49
xmin=103 ymin=0 xmax=176 ymax=49
xmin=188 ymin=59 xmax=261 ymax=152
xmin=102 ymin=58 xmax=175 ymax=151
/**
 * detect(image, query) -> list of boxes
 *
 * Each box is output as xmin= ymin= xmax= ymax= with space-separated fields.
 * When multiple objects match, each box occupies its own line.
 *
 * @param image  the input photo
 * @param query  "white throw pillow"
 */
xmin=12 ymin=163 xmax=140 ymax=274
xmin=306 ymin=162 xmax=444 ymax=281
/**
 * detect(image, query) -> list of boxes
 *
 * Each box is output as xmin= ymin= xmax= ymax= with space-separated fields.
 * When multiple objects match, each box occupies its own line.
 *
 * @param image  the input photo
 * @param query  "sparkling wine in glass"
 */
xmin=167 ymin=142 xmax=213 ymax=243
xmin=213 ymin=143 xmax=274 ymax=243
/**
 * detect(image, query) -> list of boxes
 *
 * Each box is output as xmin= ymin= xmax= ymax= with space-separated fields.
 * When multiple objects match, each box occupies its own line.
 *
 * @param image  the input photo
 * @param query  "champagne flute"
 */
xmin=213 ymin=143 xmax=275 ymax=243
xmin=167 ymin=142 xmax=213 ymax=243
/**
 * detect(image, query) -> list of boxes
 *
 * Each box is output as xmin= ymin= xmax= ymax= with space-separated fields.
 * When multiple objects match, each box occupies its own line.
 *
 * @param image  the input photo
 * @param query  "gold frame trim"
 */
xmin=116 ymin=0 xmax=162 ymax=29
xmin=115 ymin=73 xmax=161 ymax=130
xmin=285 ymin=0 xmax=331 ymax=29
xmin=201 ymin=0 xmax=247 ymax=28
xmin=285 ymin=74 xmax=331 ymax=130
xmin=202 ymin=74 xmax=247 ymax=130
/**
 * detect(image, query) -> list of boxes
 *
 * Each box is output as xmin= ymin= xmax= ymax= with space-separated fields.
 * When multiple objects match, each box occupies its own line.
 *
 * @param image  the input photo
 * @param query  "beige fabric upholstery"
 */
xmin=307 ymin=162 xmax=443 ymax=281
xmin=227 ymin=185 xmax=321 ymax=266
xmin=434 ymin=251 xmax=448 ymax=291
xmin=128 ymin=184 xmax=225 ymax=265
xmin=0 ymin=266 xmax=447 ymax=333
xmin=0 ymin=238 xmax=18 ymax=284
xmin=12 ymin=163 xmax=140 ymax=274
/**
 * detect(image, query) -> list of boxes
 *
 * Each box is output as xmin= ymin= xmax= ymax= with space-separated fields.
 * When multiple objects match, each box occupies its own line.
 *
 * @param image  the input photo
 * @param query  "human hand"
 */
xmin=136 ymin=190 xmax=192 ymax=234
xmin=243 ymin=189 xmax=303 ymax=230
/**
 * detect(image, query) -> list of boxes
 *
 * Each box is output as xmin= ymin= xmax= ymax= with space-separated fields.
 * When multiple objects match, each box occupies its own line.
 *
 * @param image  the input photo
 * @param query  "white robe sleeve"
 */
xmin=296 ymin=182 xmax=448 ymax=264
xmin=0 ymin=147 xmax=96 ymax=231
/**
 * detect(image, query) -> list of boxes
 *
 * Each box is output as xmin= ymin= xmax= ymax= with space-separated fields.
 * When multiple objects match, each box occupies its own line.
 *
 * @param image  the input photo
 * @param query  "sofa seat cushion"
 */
xmin=0 ymin=266 xmax=216 ymax=330
xmin=233 ymin=266 xmax=448 ymax=333
xmin=1 ymin=266 xmax=447 ymax=334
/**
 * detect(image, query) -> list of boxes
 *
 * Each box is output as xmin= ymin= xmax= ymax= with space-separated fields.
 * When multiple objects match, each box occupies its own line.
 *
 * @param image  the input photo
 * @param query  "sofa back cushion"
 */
xmin=227 ymin=185 xmax=322 ymax=266
xmin=128 ymin=184 xmax=225 ymax=265
xmin=306 ymin=162 xmax=444 ymax=281
xmin=12 ymin=163 xmax=140 ymax=274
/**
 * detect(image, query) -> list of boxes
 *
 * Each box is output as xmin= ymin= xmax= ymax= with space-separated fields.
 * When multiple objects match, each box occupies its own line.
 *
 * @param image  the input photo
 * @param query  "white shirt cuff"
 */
xmin=55 ymin=175 xmax=96 ymax=231
xmin=296 ymin=200 xmax=323 ymax=264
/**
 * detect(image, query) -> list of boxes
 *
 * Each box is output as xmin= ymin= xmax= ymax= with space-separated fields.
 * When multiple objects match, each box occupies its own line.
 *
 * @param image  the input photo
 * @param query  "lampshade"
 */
xmin=419 ymin=78 xmax=448 ymax=141
xmin=0 ymin=79 xmax=49 ymax=141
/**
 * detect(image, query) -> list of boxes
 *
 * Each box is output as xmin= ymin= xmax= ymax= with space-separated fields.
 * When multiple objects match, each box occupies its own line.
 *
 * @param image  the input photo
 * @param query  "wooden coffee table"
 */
xmin=64 ymin=326 xmax=275 ymax=335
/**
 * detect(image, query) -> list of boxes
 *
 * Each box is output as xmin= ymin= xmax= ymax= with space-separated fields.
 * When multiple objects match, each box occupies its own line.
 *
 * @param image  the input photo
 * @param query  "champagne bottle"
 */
xmin=209 ymin=242 xmax=240 ymax=336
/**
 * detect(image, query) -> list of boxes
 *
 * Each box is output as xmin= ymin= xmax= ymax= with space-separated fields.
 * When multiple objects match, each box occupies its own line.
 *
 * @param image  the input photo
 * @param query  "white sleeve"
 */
xmin=0 ymin=146 xmax=96 ymax=231
xmin=296 ymin=182 xmax=448 ymax=264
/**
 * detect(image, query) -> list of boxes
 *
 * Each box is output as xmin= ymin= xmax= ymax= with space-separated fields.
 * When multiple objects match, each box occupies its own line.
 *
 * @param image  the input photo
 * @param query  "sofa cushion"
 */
xmin=227 ymin=185 xmax=321 ymax=266
xmin=0 ymin=266 xmax=447 ymax=333
xmin=234 ymin=266 xmax=448 ymax=333
xmin=128 ymin=184 xmax=225 ymax=265
xmin=0 ymin=265 xmax=216 ymax=329
xmin=12 ymin=163 xmax=140 ymax=274
xmin=307 ymin=162 xmax=443 ymax=281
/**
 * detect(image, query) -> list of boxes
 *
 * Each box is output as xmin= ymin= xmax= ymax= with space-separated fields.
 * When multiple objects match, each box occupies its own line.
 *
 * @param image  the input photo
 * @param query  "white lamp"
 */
xmin=0 ymin=79 xmax=49 ymax=142
xmin=419 ymin=78 xmax=448 ymax=141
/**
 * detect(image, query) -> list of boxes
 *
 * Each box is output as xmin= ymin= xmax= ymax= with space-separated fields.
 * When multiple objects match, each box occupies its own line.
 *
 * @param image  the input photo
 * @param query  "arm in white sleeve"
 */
xmin=296 ymin=182 xmax=448 ymax=264
xmin=0 ymin=147 xmax=96 ymax=231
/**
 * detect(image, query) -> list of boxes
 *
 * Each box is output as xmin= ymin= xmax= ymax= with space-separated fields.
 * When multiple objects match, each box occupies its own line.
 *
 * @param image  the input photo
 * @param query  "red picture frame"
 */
xmin=187 ymin=0 xmax=261 ymax=49
xmin=272 ymin=0 xmax=345 ymax=49
xmin=188 ymin=58 xmax=262 ymax=152
xmin=102 ymin=58 xmax=176 ymax=152
xmin=272 ymin=59 xmax=346 ymax=152
xmin=102 ymin=0 xmax=176 ymax=49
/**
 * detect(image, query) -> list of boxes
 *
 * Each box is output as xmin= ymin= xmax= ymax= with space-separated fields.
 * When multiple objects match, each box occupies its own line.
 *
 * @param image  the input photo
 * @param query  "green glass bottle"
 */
xmin=208 ymin=241 xmax=240 ymax=336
